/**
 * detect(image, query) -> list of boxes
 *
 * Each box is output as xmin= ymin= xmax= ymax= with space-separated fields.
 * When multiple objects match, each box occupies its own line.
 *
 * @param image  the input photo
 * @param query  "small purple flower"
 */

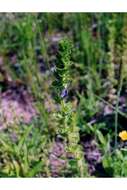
xmin=60 ymin=88 xmax=68 ymax=98
xmin=10 ymin=132 xmax=18 ymax=143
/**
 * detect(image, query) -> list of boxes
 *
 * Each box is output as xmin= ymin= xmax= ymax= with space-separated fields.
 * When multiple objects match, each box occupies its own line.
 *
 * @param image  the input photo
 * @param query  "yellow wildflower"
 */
xmin=119 ymin=130 xmax=127 ymax=141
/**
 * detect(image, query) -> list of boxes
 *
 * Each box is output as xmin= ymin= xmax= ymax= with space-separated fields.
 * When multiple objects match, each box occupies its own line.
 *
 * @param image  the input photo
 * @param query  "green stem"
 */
xmin=115 ymin=61 xmax=123 ymax=149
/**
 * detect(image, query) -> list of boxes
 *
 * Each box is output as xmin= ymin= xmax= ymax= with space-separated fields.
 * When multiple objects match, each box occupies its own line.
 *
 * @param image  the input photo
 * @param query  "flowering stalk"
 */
xmin=52 ymin=38 xmax=88 ymax=176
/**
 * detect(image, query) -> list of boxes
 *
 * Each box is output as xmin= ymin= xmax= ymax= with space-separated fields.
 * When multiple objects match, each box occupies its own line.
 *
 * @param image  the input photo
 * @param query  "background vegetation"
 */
xmin=0 ymin=13 xmax=127 ymax=177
